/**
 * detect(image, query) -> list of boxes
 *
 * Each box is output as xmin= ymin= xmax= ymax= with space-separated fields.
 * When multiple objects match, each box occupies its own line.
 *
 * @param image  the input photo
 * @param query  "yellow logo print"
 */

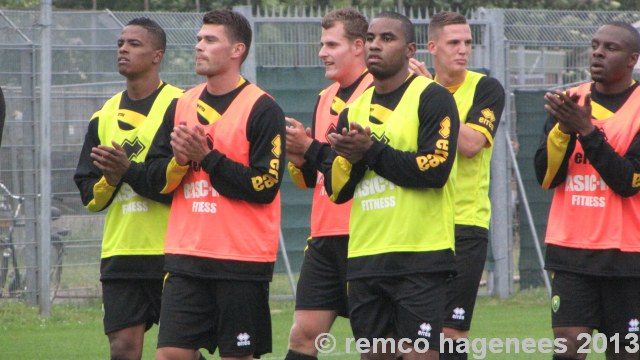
xmin=369 ymin=104 xmax=393 ymax=125
xmin=439 ymin=117 xmax=451 ymax=139
xmin=331 ymin=96 xmax=347 ymax=115
xmin=633 ymin=173 xmax=640 ymax=188
xmin=271 ymin=135 xmax=282 ymax=157
xmin=479 ymin=108 xmax=495 ymax=131
xmin=196 ymin=99 xmax=221 ymax=125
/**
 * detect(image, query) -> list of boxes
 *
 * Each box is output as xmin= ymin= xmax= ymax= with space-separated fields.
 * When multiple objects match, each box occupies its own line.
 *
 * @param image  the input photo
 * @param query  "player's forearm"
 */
xmin=581 ymin=127 xmax=640 ymax=197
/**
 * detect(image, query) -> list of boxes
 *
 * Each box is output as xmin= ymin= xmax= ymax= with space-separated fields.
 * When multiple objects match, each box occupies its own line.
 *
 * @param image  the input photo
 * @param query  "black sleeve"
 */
xmin=74 ymin=118 xmax=108 ymax=207
xmin=362 ymin=83 xmax=460 ymax=188
xmin=297 ymin=95 xmax=324 ymax=187
xmin=580 ymin=127 xmax=640 ymax=197
xmin=298 ymin=95 xmax=336 ymax=187
xmin=145 ymin=99 xmax=179 ymax=194
xmin=534 ymin=115 xmax=577 ymax=188
xmin=300 ymin=139 xmax=333 ymax=187
xmin=466 ymin=76 xmax=505 ymax=140
xmin=121 ymin=160 xmax=172 ymax=204
xmin=199 ymin=95 xmax=286 ymax=204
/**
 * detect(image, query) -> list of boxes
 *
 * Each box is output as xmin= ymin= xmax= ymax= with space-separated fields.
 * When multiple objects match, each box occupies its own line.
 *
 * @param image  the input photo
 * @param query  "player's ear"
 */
xmin=153 ymin=49 xmax=164 ymax=64
xmin=406 ymin=42 xmax=416 ymax=59
xmin=628 ymin=51 xmax=639 ymax=69
xmin=353 ymin=38 xmax=365 ymax=54
xmin=232 ymin=43 xmax=246 ymax=60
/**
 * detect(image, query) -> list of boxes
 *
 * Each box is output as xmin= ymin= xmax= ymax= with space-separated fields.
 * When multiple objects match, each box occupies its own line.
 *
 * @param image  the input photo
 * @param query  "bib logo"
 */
xmin=121 ymin=138 xmax=145 ymax=160
xmin=325 ymin=123 xmax=337 ymax=143
xmin=371 ymin=132 xmax=390 ymax=145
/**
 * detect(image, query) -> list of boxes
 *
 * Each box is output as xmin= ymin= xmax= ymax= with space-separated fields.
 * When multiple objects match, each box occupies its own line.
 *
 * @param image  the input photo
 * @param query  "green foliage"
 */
xmin=25 ymin=0 xmax=636 ymax=12
xmin=0 ymin=0 xmax=40 ymax=9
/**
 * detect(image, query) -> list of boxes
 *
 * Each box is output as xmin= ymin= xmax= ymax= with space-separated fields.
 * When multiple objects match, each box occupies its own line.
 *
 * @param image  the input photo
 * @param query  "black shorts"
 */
xmin=295 ymin=235 xmax=349 ymax=317
xmin=157 ymin=273 xmax=272 ymax=357
xmin=551 ymin=270 xmax=640 ymax=339
xmin=101 ymin=278 xmax=163 ymax=334
xmin=443 ymin=231 xmax=488 ymax=331
xmin=348 ymin=273 xmax=448 ymax=351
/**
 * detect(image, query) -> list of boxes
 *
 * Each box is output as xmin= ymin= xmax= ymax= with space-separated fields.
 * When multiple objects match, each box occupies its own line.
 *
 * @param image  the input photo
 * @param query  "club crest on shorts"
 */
xmin=629 ymin=319 xmax=640 ymax=333
xmin=551 ymin=295 xmax=560 ymax=313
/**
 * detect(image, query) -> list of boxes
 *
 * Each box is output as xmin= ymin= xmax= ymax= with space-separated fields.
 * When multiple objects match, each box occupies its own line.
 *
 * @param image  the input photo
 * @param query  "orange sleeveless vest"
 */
xmin=546 ymin=82 xmax=640 ymax=252
xmin=165 ymin=83 xmax=281 ymax=262
xmin=310 ymin=73 xmax=373 ymax=237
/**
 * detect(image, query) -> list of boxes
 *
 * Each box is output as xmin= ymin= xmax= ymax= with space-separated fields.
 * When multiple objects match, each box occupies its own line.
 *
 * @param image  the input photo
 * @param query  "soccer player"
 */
xmin=284 ymin=8 xmax=372 ymax=360
xmin=420 ymin=12 xmax=506 ymax=360
xmin=534 ymin=22 xmax=640 ymax=360
xmin=324 ymin=11 xmax=460 ymax=360
xmin=144 ymin=10 xmax=286 ymax=360
xmin=74 ymin=17 xmax=183 ymax=360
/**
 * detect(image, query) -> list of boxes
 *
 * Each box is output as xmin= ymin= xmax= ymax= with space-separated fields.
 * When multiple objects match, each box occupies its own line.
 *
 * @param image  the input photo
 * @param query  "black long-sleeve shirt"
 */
xmin=73 ymin=82 xmax=178 ymax=279
xmin=534 ymin=82 xmax=640 ymax=197
xmin=534 ymin=81 xmax=640 ymax=276
xmin=293 ymin=72 xmax=372 ymax=187
xmin=324 ymin=74 xmax=460 ymax=204
xmin=145 ymin=81 xmax=286 ymax=280
xmin=74 ymin=84 xmax=174 ymax=210
xmin=146 ymin=82 xmax=285 ymax=204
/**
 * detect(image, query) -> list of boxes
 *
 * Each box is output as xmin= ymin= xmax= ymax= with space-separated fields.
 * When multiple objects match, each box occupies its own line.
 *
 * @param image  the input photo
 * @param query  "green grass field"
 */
xmin=0 ymin=288 xmax=607 ymax=360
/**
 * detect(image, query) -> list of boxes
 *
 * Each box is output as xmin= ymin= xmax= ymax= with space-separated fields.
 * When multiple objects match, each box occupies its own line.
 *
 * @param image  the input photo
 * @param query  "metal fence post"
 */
xmin=484 ymin=8 xmax=513 ymax=298
xmin=38 ymin=0 xmax=52 ymax=316
xmin=234 ymin=5 xmax=258 ymax=84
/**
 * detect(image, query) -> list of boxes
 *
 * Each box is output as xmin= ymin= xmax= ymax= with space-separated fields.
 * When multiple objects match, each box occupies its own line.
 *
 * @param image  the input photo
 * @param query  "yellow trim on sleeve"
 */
xmin=162 ymin=157 xmax=189 ymax=194
xmin=542 ymin=124 xmax=572 ymax=189
xmin=466 ymin=123 xmax=494 ymax=146
xmin=288 ymin=161 xmax=309 ymax=189
xmin=86 ymin=177 xmax=117 ymax=212
xmin=329 ymin=156 xmax=352 ymax=203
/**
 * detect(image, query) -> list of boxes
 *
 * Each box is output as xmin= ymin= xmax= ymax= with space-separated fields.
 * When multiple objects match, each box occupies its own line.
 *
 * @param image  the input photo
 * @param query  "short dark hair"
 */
xmin=605 ymin=21 xmax=640 ymax=53
xmin=321 ymin=8 xmax=368 ymax=42
xmin=428 ymin=11 xmax=467 ymax=41
xmin=374 ymin=11 xmax=414 ymax=44
xmin=126 ymin=17 xmax=166 ymax=51
xmin=202 ymin=10 xmax=252 ymax=63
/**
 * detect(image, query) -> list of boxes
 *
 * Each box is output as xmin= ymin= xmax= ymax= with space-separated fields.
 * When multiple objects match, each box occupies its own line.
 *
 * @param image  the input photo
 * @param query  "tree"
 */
xmin=6 ymin=0 xmax=634 ymax=12
xmin=1 ymin=0 xmax=40 ymax=9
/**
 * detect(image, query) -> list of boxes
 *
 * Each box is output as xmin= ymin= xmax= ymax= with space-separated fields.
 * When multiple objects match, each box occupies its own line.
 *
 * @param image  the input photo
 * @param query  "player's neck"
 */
xmin=126 ymin=74 xmax=161 ymax=100
xmin=206 ymin=70 xmax=242 ymax=96
xmin=594 ymin=76 xmax=634 ymax=95
xmin=337 ymin=64 xmax=367 ymax=88
xmin=434 ymin=68 xmax=466 ymax=88
xmin=374 ymin=68 xmax=411 ymax=94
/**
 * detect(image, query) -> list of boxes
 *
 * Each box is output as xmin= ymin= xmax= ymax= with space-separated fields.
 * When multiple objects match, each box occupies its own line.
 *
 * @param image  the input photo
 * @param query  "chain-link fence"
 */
xmin=1 ymin=6 xmax=637 ymax=308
